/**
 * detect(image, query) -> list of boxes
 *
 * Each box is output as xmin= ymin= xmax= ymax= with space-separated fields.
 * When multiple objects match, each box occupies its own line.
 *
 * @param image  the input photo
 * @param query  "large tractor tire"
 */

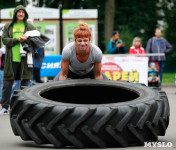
xmin=10 ymin=79 xmax=170 ymax=148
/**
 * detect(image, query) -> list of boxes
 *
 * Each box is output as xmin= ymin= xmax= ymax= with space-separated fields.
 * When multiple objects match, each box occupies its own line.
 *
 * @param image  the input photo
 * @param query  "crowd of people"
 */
xmin=0 ymin=4 xmax=173 ymax=114
xmin=108 ymin=28 xmax=173 ymax=86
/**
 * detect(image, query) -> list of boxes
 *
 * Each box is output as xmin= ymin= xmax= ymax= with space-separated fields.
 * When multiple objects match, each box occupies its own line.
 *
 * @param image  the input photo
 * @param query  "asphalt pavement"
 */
xmin=0 ymin=85 xmax=176 ymax=150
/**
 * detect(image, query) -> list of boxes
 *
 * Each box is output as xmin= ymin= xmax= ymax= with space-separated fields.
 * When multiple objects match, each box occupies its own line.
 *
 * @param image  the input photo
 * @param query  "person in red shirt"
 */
xmin=129 ymin=37 xmax=145 ymax=55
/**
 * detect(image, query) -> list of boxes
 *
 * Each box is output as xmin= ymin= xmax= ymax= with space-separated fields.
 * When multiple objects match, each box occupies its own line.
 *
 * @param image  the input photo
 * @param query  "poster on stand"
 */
xmin=0 ymin=23 xmax=5 ymax=36
xmin=64 ymin=22 xmax=96 ymax=46
xmin=34 ymin=23 xmax=57 ymax=55
xmin=102 ymin=56 xmax=149 ymax=85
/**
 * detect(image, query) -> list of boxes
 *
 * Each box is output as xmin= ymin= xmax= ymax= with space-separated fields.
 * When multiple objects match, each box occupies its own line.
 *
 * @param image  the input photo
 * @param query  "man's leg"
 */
xmin=33 ymin=67 xmax=37 ymax=81
xmin=54 ymin=69 xmax=108 ymax=80
xmin=54 ymin=69 xmax=80 ymax=80
xmin=85 ymin=70 xmax=109 ymax=80
xmin=1 ymin=62 xmax=21 ymax=113
xmin=158 ymin=61 xmax=165 ymax=84
xmin=1 ymin=80 xmax=14 ymax=110
xmin=83 ymin=69 xmax=94 ymax=79
xmin=10 ymin=62 xmax=21 ymax=99
xmin=67 ymin=69 xmax=81 ymax=79
xmin=21 ymin=80 xmax=30 ymax=86
xmin=35 ymin=68 xmax=43 ymax=83
xmin=10 ymin=80 xmax=21 ymax=99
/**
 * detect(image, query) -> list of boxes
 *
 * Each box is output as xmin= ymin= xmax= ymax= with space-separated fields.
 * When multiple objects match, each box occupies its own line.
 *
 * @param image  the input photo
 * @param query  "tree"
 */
xmin=104 ymin=0 xmax=115 ymax=52
xmin=160 ymin=0 xmax=176 ymax=72
xmin=0 ymin=0 xmax=17 ymax=9
xmin=114 ymin=0 xmax=160 ymax=49
xmin=2 ymin=0 xmax=175 ymax=62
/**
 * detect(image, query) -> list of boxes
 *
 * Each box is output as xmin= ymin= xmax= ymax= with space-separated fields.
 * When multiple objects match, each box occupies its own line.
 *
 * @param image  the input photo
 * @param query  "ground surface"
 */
xmin=0 ymin=85 xmax=176 ymax=150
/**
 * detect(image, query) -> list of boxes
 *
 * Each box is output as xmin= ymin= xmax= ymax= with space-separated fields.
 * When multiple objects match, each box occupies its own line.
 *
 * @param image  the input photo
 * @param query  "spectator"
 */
xmin=32 ymin=47 xmax=45 ymax=83
xmin=0 ymin=5 xmax=36 ymax=114
xmin=107 ymin=30 xmax=127 ymax=54
xmin=129 ymin=37 xmax=145 ymax=55
xmin=56 ymin=22 xmax=108 ymax=80
xmin=148 ymin=62 xmax=159 ymax=83
xmin=146 ymin=28 xmax=173 ymax=85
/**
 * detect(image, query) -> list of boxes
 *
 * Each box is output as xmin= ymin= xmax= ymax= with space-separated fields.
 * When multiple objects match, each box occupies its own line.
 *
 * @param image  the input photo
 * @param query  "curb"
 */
xmin=162 ymin=83 xmax=175 ymax=87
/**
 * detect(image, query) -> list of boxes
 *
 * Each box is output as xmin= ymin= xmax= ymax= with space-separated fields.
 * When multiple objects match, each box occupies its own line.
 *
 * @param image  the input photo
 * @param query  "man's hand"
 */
xmin=116 ymin=43 xmax=125 ymax=48
xmin=19 ymin=35 xmax=28 ymax=43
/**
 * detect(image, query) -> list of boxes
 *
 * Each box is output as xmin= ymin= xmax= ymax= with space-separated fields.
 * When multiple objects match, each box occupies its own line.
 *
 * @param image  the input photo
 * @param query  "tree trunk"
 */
xmin=63 ymin=0 xmax=74 ymax=9
xmin=104 ymin=0 xmax=115 ymax=52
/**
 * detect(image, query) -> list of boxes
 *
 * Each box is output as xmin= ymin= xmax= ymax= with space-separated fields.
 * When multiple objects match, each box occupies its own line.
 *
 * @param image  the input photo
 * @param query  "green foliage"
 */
xmin=118 ymin=26 xmax=133 ymax=51
xmin=159 ymin=0 xmax=176 ymax=72
xmin=114 ymin=0 xmax=160 ymax=47
xmin=1 ymin=0 xmax=176 ymax=72
xmin=0 ymin=0 xmax=17 ymax=9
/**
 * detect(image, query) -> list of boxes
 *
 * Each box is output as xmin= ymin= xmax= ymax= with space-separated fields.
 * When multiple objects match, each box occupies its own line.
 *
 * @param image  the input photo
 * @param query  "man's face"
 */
xmin=75 ymin=37 xmax=90 ymax=52
xmin=16 ymin=9 xmax=25 ymax=21
xmin=114 ymin=33 xmax=120 ymax=41
xmin=155 ymin=29 xmax=162 ymax=38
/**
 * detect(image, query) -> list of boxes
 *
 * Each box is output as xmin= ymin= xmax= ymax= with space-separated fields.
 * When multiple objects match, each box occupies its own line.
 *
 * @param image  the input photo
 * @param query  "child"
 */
xmin=148 ymin=62 xmax=159 ymax=83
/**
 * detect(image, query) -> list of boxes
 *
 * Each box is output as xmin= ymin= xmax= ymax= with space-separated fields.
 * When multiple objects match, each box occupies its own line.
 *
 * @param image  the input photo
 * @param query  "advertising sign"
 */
xmin=1 ymin=8 xmax=97 ymax=19
xmin=41 ymin=55 xmax=148 ymax=86
xmin=0 ymin=23 xmax=5 ymax=36
xmin=64 ymin=22 xmax=96 ymax=45
xmin=41 ymin=55 xmax=61 ymax=77
xmin=1 ymin=7 xmax=59 ymax=19
xmin=62 ymin=9 xmax=98 ymax=19
xmin=34 ymin=23 xmax=57 ymax=55
xmin=102 ymin=56 xmax=148 ymax=85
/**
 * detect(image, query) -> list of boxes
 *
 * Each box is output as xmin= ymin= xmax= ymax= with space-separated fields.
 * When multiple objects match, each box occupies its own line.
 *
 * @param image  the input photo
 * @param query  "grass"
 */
xmin=44 ymin=73 xmax=175 ymax=83
xmin=162 ymin=73 xmax=175 ymax=84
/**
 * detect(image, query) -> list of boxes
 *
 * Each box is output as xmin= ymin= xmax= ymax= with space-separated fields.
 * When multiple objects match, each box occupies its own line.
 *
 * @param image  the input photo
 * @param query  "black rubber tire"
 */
xmin=10 ymin=79 xmax=170 ymax=148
